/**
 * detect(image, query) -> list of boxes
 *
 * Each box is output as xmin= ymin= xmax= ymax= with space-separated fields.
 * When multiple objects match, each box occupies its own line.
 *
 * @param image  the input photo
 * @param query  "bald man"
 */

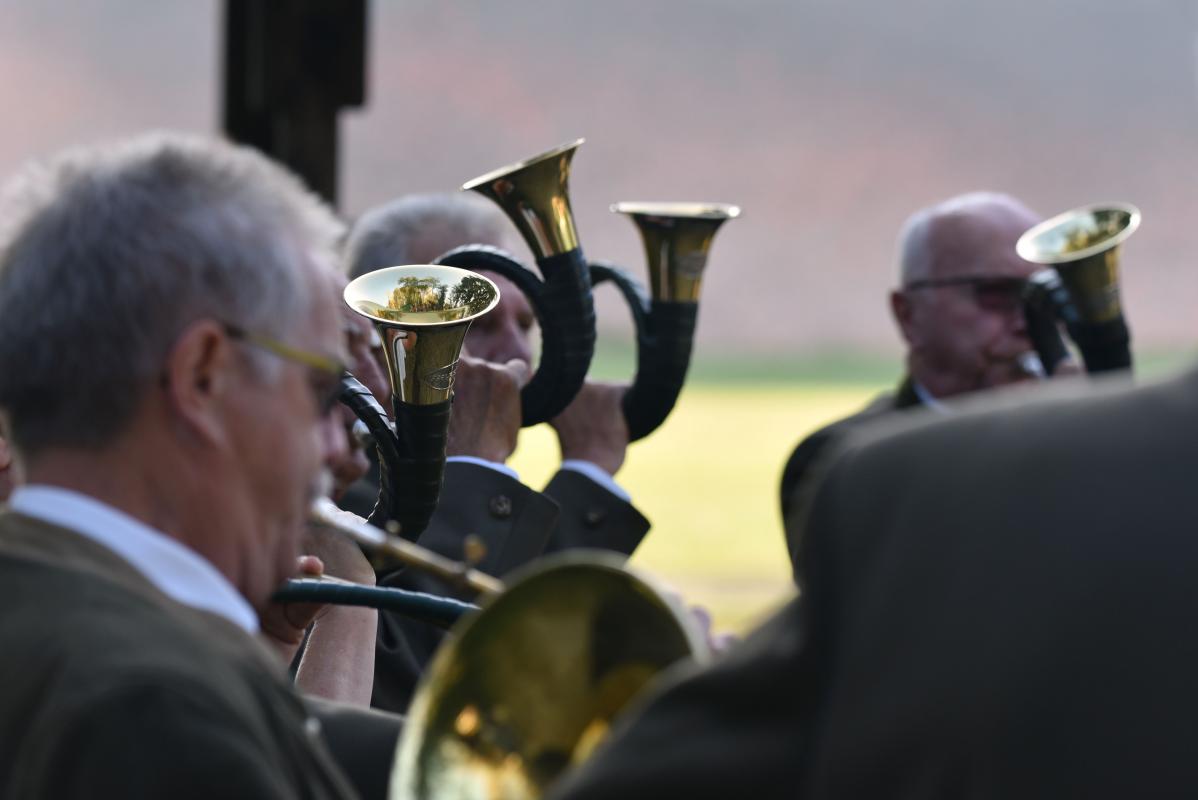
xmin=780 ymin=193 xmax=1059 ymax=562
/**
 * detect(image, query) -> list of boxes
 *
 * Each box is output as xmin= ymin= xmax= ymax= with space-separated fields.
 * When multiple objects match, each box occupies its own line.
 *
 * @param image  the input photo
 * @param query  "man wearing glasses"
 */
xmin=780 ymin=192 xmax=1066 ymax=562
xmin=0 ymin=133 xmax=362 ymax=797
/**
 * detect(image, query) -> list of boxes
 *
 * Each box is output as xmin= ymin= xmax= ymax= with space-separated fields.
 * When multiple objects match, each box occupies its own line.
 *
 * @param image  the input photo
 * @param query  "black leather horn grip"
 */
xmin=273 ymin=579 xmax=476 ymax=630
xmin=338 ymin=375 xmax=403 ymax=529
xmin=1068 ymin=317 xmax=1133 ymax=373
xmin=389 ymin=398 xmax=453 ymax=539
xmin=435 ymin=244 xmax=596 ymax=426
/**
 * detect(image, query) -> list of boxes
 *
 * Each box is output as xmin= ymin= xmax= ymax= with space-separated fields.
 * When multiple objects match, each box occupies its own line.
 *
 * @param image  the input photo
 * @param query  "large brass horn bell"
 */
xmin=435 ymin=140 xmax=596 ymax=427
xmin=342 ymin=265 xmax=499 ymax=536
xmin=1016 ymin=203 xmax=1140 ymax=372
xmin=390 ymin=552 xmax=709 ymax=799
xmin=590 ymin=202 xmax=740 ymax=441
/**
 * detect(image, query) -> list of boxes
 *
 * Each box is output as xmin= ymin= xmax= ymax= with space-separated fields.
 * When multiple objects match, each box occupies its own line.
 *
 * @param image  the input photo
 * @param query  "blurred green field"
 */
xmin=508 ymin=344 xmax=1198 ymax=634
xmin=509 ymin=376 xmax=888 ymax=634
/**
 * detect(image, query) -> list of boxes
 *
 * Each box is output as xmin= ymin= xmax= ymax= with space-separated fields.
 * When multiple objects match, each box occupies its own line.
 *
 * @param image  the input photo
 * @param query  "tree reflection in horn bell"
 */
xmin=1016 ymin=203 xmax=1140 ymax=325
xmin=344 ymin=265 xmax=499 ymax=405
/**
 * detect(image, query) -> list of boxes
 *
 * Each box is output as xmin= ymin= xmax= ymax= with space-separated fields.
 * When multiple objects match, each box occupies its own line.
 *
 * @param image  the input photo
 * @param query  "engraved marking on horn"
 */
xmin=422 ymin=363 xmax=457 ymax=392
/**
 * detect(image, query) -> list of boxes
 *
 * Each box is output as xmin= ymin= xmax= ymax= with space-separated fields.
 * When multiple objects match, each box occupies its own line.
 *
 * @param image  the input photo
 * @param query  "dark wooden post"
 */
xmin=222 ymin=0 xmax=367 ymax=207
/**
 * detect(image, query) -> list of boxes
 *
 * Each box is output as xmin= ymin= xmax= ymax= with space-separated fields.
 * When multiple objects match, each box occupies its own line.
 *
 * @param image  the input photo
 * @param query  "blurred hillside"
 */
xmin=3 ymin=1 xmax=1198 ymax=358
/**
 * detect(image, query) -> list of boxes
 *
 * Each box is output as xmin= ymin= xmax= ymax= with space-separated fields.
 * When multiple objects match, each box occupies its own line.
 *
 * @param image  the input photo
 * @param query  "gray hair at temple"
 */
xmin=343 ymin=192 xmax=512 ymax=279
xmin=0 ymin=131 xmax=343 ymax=457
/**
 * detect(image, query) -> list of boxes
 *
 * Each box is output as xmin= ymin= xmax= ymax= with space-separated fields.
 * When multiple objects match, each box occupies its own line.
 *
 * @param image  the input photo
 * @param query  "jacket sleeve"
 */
xmin=541 ymin=469 xmax=650 ymax=558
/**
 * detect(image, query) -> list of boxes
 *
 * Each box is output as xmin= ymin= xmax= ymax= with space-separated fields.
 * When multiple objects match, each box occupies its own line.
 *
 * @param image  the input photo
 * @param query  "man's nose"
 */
xmin=501 ymin=322 xmax=534 ymax=366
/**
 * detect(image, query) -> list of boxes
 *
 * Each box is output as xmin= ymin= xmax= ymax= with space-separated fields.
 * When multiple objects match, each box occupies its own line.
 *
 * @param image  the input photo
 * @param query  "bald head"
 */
xmin=890 ymin=192 xmax=1043 ymax=399
xmin=899 ymin=192 xmax=1040 ymax=287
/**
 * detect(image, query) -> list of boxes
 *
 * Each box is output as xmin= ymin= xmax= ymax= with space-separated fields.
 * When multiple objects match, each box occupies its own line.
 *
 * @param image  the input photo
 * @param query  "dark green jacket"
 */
xmin=0 ymin=512 xmax=357 ymax=799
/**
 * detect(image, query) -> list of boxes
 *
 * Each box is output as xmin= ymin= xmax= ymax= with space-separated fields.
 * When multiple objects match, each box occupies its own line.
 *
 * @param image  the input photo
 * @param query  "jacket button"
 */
xmin=489 ymin=494 xmax=513 ymax=519
xmin=584 ymin=508 xmax=606 ymax=527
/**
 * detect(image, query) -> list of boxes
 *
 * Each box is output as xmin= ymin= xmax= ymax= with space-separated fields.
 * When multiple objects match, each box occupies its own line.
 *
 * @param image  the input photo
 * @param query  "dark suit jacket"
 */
xmin=0 ymin=512 xmax=357 ymax=799
xmin=780 ymin=376 xmax=923 ymax=570
xmin=780 ymin=375 xmax=921 ymax=523
xmin=369 ymin=461 xmax=649 ymax=712
xmin=551 ymin=367 xmax=1198 ymax=799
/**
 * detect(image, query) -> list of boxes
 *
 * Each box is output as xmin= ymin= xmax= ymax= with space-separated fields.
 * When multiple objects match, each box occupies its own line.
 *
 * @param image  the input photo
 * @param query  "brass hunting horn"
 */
xmin=278 ymin=505 xmax=709 ymax=796
xmin=340 ymin=265 xmax=499 ymax=536
xmin=1017 ymin=203 xmax=1140 ymax=373
xmin=389 ymin=551 xmax=709 ymax=800
xmin=590 ymin=202 xmax=740 ymax=440
xmin=434 ymin=140 xmax=596 ymax=426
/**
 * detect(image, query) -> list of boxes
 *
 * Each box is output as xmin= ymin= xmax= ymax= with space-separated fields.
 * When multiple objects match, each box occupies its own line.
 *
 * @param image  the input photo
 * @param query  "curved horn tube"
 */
xmin=436 ymin=245 xmax=595 ymax=426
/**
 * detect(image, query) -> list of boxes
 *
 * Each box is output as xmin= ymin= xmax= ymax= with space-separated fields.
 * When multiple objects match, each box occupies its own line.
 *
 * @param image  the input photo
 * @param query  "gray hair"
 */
xmin=0 ymin=131 xmax=343 ymax=457
xmin=343 ymin=192 xmax=510 ymax=279
xmin=897 ymin=191 xmax=1037 ymax=286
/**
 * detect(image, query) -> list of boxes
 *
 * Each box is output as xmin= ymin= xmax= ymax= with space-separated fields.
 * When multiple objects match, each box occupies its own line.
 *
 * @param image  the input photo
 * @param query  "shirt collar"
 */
xmin=7 ymin=485 xmax=259 ymax=633
xmin=911 ymin=380 xmax=951 ymax=413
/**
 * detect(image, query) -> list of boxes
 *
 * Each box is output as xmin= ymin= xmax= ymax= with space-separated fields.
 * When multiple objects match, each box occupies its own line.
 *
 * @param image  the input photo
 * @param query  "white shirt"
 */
xmin=912 ymin=380 xmax=951 ymax=414
xmin=446 ymin=455 xmax=630 ymax=502
xmin=8 ymin=485 xmax=259 ymax=633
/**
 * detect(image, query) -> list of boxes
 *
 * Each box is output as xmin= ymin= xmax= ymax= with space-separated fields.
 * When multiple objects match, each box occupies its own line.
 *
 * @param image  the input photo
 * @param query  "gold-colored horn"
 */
xmin=345 ymin=265 xmax=499 ymax=405
xmin=1015 ymin=202 xmax=1140 ymax=324
xmin=462 ymin=139 xmax=584 ymax=260
xmin=343 ymin=265 xmax=499 ymax=537
xmin=612 ymin=202 xmax=741 ymax=303
xmin=390 ymin=552 xmax=709 ymax=799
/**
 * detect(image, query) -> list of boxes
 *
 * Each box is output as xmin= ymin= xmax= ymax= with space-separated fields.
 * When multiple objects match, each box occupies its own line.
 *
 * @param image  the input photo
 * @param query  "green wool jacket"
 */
xmin=0 ymin=512 xmax=358 ymax=800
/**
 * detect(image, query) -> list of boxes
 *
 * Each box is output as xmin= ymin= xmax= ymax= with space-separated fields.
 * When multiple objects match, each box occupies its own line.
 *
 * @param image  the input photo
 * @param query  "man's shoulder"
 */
xmin=812 ymin=367 xmax=1198 ymax=535
xmin=847 ymin=369 xmax=1189 ymax=468
xmin=0 ymin=535 xmax=278 ymax=711
xmin=779 ymin=385 xmax=911 ymax=521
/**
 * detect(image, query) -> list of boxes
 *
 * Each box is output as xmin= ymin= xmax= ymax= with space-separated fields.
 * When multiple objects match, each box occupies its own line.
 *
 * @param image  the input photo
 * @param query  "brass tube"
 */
xmin=310 ymin=497 xmax=504 ymax=596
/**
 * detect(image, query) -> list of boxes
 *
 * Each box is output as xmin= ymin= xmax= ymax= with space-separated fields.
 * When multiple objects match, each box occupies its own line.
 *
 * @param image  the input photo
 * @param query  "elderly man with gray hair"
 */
xmin=779 ymin=192 xmax=1064 ymax=562
xmin=0 ymin=132 xmax=363 ymax=798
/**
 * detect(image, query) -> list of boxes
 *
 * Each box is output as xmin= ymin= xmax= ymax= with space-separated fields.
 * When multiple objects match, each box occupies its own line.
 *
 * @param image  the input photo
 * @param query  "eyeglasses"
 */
xmin=224 ymin=324 xmax=347 ymax=415
xmin=903 ymin=275 xmax=1027 ymax=312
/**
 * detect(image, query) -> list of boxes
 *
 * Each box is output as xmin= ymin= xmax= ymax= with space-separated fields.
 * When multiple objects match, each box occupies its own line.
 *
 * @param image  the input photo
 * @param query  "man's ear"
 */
xmin=889 ymin=289 xmax=918 ymax=346
xmin=162 ymin=319 xmax=236 ymax=447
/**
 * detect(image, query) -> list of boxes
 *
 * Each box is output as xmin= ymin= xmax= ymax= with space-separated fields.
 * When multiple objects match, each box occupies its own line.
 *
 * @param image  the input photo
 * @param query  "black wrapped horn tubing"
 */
xmin=588 ymin=262 xmax=699 ymax=442
xmin=435 ymin=244 xmax=597 ymax=426
xmin=589 ymin=261 xmax=650 ymax=332
xmin=273 ymin=578 xmax=477 ymax=630
xmin=624 ymin=301 xmax=698 ymax=441
xmin=388 ymin=398 xmax=452 ymax=540
xmin=1068 ymin=317 xmax=1133 ymax=373
xmin=338 ymin=374 xmax=403 ymax=530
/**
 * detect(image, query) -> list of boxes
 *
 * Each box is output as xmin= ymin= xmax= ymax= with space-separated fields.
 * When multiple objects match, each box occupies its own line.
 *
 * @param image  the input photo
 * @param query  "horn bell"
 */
xmin=390 ymin=552 xmax=709 ymax=800
xmin=1015 ymin=203 xmax=1140 ymax=324
xmin=344 ymin=265 xmax=499 ymax=405
xmin=463 ymin=139 xmax=585 ymax=260
xmin=611 ymin=202 xmax=741 ymax=303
